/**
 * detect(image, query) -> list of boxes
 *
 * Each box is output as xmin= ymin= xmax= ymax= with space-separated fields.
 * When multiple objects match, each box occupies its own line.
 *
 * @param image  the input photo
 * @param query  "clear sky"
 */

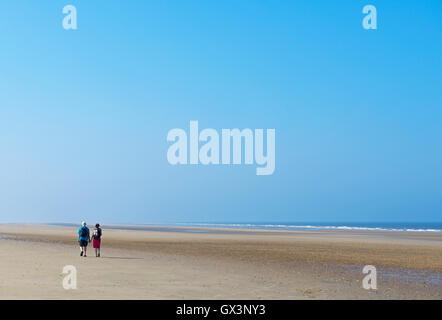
xmin=0 ymin=1 xmax=441 ymax=224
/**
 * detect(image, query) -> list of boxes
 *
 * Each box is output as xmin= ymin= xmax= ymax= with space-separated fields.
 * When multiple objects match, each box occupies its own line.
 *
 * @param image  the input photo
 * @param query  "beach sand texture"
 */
xmin=0 ymin=224 xmax=441 ymax=299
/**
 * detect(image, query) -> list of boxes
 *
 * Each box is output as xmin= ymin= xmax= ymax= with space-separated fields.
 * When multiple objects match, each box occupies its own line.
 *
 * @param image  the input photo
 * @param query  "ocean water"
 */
xmin=48 ymin=222 xmax=442 ymax=233
xmin=172 ymin=222 xmax=442 ymax=233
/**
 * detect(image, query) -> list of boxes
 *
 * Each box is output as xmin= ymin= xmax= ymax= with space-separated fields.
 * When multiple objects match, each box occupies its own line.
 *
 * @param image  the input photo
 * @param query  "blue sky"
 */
xmin=0 ymin=1 xmax=441 ymax=224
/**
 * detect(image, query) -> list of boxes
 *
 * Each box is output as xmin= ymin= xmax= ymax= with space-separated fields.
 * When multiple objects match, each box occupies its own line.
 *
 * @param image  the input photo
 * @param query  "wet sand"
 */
xmin=0 ymin=224 xmax=440 ymax=299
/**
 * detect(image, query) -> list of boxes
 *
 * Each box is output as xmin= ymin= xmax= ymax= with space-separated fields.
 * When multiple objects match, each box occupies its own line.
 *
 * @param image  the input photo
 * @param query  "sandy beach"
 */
xmin=0 ymin=224 xmax=440 ymax=300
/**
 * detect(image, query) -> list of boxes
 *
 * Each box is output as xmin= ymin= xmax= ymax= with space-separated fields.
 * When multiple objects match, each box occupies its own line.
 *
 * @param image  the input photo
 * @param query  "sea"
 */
xmin=48 ymin=222 xmax=442 ymax=233
xmin=170 ymin=222 xmax=442 ymax=233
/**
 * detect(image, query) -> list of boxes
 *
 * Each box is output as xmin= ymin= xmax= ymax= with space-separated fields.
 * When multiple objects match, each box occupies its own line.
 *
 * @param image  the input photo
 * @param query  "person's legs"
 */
xmin=80 ymin=240 xmax=88 ymax=256
xmin=80 ymin=240 xmax=88 ymax=257
xmin=93 ymin=238 xmax=101 ymax=257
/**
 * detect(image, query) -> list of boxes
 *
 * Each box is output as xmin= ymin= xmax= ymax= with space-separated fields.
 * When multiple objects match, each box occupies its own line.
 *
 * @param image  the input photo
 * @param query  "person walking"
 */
xmin=78 ymin=221 xmax=90 ymax=257
xmin=92 ymin=223 xmax=102 ymax=257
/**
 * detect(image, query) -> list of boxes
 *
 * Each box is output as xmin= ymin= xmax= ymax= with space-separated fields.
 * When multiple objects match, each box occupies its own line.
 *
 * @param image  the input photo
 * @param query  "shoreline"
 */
xmin=45 ymin=222 xmax=442 ymax=233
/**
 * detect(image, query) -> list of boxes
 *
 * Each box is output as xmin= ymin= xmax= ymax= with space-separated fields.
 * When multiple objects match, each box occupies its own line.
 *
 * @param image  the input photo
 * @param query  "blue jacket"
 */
xmin=78 ymin=226 xmax=90 ymax=241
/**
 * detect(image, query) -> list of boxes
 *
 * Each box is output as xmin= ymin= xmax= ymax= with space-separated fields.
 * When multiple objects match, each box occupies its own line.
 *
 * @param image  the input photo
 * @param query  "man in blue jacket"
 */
xmin=78 ymin=221 xmax=91 ymax=257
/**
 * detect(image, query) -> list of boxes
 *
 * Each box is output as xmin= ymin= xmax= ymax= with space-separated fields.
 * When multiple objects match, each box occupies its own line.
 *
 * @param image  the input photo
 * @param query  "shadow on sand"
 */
xmin=100 ymin=256 xmax=144 ymax=260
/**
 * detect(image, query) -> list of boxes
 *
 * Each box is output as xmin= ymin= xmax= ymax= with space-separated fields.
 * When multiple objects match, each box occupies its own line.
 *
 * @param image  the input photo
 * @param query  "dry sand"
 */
xmin=0 ymin=224 xmax=441 ymax=299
